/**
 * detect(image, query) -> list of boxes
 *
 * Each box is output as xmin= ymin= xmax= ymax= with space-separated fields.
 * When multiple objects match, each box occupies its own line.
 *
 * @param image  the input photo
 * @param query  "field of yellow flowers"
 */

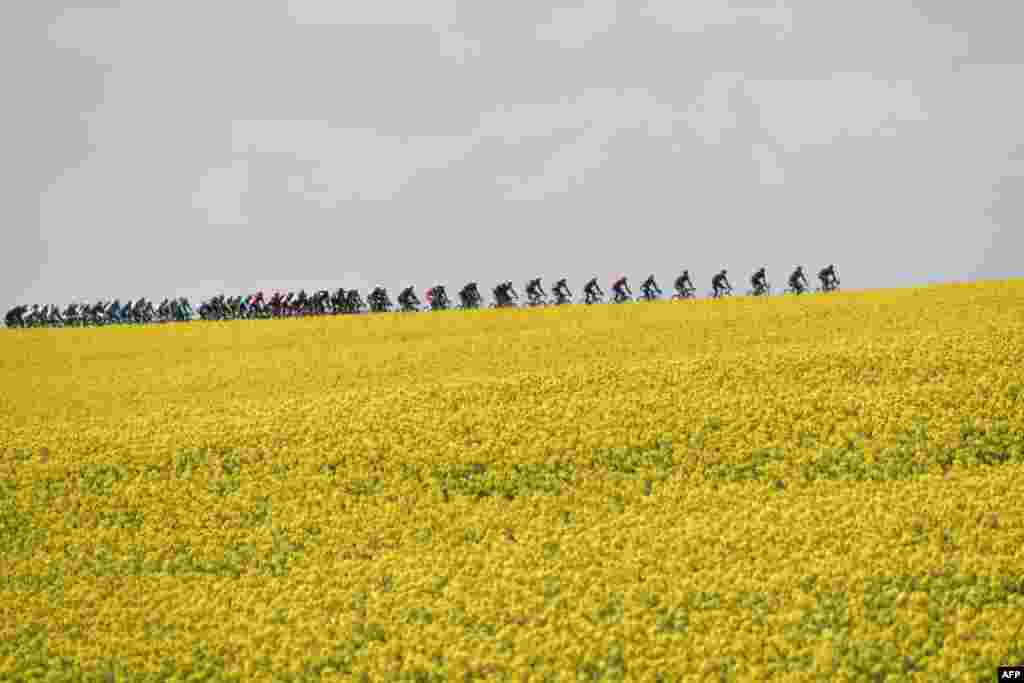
xmin=1 ymin=279 xmax=1023 ymax=681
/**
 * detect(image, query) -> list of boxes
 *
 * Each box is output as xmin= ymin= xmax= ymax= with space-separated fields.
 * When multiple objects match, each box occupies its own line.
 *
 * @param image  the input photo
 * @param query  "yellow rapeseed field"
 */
xmin=1 ymin=279 xmax=1023 ymax=682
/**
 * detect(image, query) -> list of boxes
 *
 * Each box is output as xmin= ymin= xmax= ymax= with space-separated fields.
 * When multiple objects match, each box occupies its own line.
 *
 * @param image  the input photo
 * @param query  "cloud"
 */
xmin=47 ymin=6 xmax=123 ymax=63
xmin=678 ymin=72 xmax=745 ymax=144
xmin=210 ymin=72 xmax=927 ymax=207
xmin=217 ymin=89 xmax=682 ymax=206
xmin=643 ymin=0 xmax=792 ymax=37
xmin=438 ymin=30 xmax=482 ymax=64
xmin=287 ymin=0 xmax=457 ymax=28
xmin=193 ymin=161 xmax=249 ymax=225
xmin=915 ymin=3 xmax=1024 ymax=67
xmin=744 ymin=73 xmax=928 ymax=151
xmin=287 ymin=0 xmax=480 ymax=63
xmin=751 ymin=143 xmax=784 ymax=185
xmin=479 ymin=88 xmax=679 ymax=199
xmin=499 ymin=126 xmax=616 ymax=200
xmin=231 ymin=120 xmax=480 ymax=204
xmin=535 ymin=0 xmax=619 ymax=49
xmin=477 ymin=89 xmax=678 ymax=143
xmin=7 ymin=0 xmax=1024 ymax=309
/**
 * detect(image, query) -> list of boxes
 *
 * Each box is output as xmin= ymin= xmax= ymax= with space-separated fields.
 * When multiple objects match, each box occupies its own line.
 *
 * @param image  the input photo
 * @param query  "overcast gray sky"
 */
xmin=2 ymin=1 xmax=1021 ymax=308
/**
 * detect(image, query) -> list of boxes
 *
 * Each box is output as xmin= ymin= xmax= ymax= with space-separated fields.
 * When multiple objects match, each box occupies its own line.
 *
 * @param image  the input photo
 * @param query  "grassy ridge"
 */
xmin=1 ymin=280 xmax=1023 ymax=681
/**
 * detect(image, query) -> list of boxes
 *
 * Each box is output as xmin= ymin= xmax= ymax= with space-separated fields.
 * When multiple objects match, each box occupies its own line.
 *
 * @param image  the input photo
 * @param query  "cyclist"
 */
xmin=583 ymin=277 xmax=604 ymax=304
xmin=674 ymin=270 xmax=695 ymax=299
xmin=711 ymin=269 xmax=732 ymax=298
xmin=345 ymin=288 xmax=365 ymax=312
xmin=495 ymin=281 xmax=519 ymax=307
xmin=429 ymin=285 xmax=448 ymax=310
xmin=750 ymin=267 xmax=769 ymax=296
xmin=398 ymin=286 xmax=420 ymax=311
xmin=366 ymin=287 xmax=380 ymax=312
xmin=818 ymin=264 xmax=840 ymax=292
xmin=788 ymin=266 xmax=808 ymax=294
xmin=640 ymin=274 xmax=661 ymax=301
xmin=492 ymin=281 xmax=511 ymax=307
xmin=314 ymin=289 xmax=330 ymax=314
xmin=552 ymin=278 xmax=572 ymax=305
xmin=6 ymin=305 xmax=25 ymax=327
xmin=332 ymin=290 xmax=346 ymax=314
xmin=611 ymin=275 xmax=632 ymax=303
xmin=247 ymin=292 xmax=261 ymax=317
xmin=459 ymin=282 xmax=481 ymax=309
xmin=525 ymin=277 xmax=546 ymax=306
